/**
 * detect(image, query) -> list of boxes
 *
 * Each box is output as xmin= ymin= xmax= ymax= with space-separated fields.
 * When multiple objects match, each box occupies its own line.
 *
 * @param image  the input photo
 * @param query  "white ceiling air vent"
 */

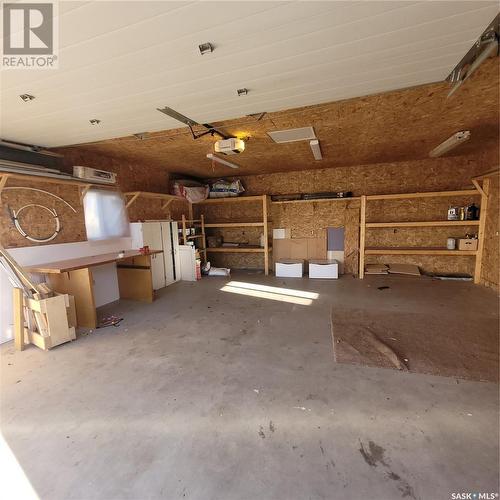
xmin=267 ymin=126 xmax=316 ymax=144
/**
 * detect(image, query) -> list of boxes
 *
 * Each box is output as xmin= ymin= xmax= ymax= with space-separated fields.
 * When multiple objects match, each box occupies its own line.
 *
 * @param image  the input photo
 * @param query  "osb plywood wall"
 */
xmin=1 ymin=148 xmax=178 ymax=248
xmin=61 ymin=59 xmax=499 ymax=179
xmin=198 ymin=150 xmax=498 ymax=284
xmin=482 ymin=175 xmax=499 ymax=290
xmin=0 ymin=178 xmax=87 ymax=248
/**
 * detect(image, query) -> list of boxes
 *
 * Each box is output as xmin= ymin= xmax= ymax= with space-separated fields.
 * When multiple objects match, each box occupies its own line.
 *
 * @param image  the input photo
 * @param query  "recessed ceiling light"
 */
xmin=198 ymin=42 xmax=214 ymax=55
xmin=237 ymin=88 xmax=248 ymax=96
xmin=89 ymin=119 xmax=101 ymax=125
xmin=19 ymin=94 xmax=35 ymax=102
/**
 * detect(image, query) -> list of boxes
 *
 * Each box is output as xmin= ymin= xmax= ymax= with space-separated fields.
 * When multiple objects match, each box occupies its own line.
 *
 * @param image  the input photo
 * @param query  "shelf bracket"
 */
xmin=472 ymin=179 xmax=486 ymax=198
xmin=125 ymin=192 xmax=140 ymax=208
xmin=0 ymin=174 xmax=10 ymax=204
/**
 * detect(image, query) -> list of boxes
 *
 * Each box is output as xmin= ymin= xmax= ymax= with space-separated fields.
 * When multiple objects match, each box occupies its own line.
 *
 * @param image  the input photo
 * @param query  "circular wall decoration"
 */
xmin=11 ymin=204 xmax=61 ymax=243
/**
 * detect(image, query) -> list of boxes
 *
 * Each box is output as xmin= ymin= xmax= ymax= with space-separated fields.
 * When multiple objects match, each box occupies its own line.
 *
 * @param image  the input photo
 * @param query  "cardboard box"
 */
xmin=275 ymin=259 xmax=304 ymax=277
xmin=273 ymin=228 xmax=291 ymax=240
xmin=457 ymin=238 xmax=478 ymax=251
xmin=273 ymin=238 xmax=326 ymax=267
xmin=309 ymin=260 xmax=339 ymax=279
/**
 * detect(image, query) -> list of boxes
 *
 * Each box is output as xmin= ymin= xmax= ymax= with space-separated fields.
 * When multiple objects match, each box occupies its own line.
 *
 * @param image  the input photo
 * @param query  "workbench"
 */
xmin=25 ymin=250 xmax=163 ymax=328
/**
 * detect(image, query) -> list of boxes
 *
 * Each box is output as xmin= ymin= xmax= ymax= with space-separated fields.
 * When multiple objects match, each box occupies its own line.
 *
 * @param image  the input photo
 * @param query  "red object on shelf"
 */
xmin=139 ymin=245 xmax=150 ymax=255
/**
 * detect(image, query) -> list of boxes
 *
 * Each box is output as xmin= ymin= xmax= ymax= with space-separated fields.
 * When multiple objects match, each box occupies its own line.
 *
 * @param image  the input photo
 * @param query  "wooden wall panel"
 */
xmin=482 ymin=174 xmax=499 ymax=290
xmin=1 ymin=149 xmax=175 ymax=248
xmin=199 ymin=150 xmax=498 ymax=281
xmin=0 ymin=178 xmax=86 ymax=248
xmin=54 ymin=59 xmax=498 ymax=178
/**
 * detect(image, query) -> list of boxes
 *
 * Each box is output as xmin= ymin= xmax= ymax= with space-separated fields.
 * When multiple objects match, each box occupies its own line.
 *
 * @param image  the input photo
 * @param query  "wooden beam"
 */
xmin=263 ymin=195 xmax=269 ymax=276
xmin=365 ymin=248 xmax=477 ymax=256
xmin=359 ymin=195 xmax=366 ymax=279
xmin=366 ymin=189 xmax=479 ymax=200
xmin=474 ymin=178 xmax=490 ymax=284
xmin=366 ymin=220 xmax=480 ymax=228
xmin=13 ymin=288 xmax=25 ymax=351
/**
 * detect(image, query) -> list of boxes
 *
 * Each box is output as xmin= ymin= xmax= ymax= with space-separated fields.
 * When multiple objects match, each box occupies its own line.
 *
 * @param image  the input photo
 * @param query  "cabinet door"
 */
xmin=171 ymin=222 xmax=181 ymax=282
xmin=161 ymin=222 xmax=175 ymax=286
xmin=150 ymin=253 xmax=166 ymax=290
xmin=142 ymin=223 xmax=166 ymax=290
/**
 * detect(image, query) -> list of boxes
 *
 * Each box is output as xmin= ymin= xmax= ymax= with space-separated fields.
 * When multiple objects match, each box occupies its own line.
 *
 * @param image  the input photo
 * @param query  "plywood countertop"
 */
xmin=25 ymin=250 xmax=163 ymax=274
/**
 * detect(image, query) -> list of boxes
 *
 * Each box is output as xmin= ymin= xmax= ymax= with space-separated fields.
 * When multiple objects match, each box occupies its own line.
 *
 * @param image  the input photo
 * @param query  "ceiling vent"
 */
xmin=267 ymin=126 xmax=316 ymax=144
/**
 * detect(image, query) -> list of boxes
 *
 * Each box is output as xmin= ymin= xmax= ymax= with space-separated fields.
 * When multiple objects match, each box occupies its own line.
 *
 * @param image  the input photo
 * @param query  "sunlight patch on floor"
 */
xmin=0 ymin=434 xmax=38 ymax=499
xmin=220 ymin=281 xmax=319 ymax=306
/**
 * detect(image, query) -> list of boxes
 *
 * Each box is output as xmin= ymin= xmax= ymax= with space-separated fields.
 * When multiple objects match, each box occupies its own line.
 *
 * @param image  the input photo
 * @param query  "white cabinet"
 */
xmin=130 ymin=221 xmax=180 ymax=290
xmin=178 ymin=245 xmax=197 ymax=281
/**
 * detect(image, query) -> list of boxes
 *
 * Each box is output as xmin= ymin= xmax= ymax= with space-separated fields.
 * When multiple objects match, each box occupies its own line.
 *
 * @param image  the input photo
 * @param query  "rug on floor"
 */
xmin=331 ymin=307 xmax=499 ymax=382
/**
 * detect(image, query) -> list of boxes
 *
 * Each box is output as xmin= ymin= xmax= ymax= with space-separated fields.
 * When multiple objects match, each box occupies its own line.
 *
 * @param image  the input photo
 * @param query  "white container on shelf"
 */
xmin=309 ymin=260 xmax=339 ymax=279
xmin=275 ymin=259 xmax=304 ymax=277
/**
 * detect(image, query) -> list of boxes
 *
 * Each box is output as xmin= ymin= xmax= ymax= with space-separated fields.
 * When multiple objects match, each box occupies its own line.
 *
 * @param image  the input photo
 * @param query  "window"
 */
xmin=83 ymin=189 xmax=129 ymax=241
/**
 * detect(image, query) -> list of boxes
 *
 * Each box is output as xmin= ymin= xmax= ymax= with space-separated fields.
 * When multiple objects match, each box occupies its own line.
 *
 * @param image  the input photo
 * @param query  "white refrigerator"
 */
xmin=130 ymin=221 xmax=181 ymax=289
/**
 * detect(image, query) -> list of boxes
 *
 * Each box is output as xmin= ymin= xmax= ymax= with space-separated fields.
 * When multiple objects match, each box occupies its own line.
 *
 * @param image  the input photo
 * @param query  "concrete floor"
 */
xmin=1 ymin=272 xmax=499 ymax=500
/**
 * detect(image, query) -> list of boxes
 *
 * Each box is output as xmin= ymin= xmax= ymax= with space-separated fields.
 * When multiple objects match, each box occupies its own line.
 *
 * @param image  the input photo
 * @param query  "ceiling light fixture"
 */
xmin=206 ymin=153 xmax=239 ymax=169
xmin=198 ymin=42 xmax=214 ymax=55
xmin=237 ymin=88 xmax=248 ymax=96
xmin=429 ymin=131 xmax=471 ymax=157
xmin=19 ymin=94 xmax=35 ymax=102
xmin=214 ymin=138 xmax=245 ymax=155
xmin=309 ymin=139 xmax=322 ymax=160
xmin=267 ymin=126 xmax=316 ymax=143
xmin=89 ymin=119 xmax=101 ymax=125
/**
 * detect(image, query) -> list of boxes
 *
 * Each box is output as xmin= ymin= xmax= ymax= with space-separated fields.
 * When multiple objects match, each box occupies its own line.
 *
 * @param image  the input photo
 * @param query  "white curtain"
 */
xmin=83 ymin=189 xmax=130 ymax=240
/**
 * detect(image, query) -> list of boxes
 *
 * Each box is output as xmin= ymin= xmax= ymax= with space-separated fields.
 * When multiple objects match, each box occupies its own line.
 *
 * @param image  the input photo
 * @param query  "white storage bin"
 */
xmin=275 ymin=259 xmax=304 ymax=278
xmin=309 ymin=260 xmax=339 ymax=279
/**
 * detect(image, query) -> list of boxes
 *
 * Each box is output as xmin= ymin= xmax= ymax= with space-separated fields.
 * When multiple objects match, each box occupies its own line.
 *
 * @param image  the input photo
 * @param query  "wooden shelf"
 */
xmin=196 ymin=195 xmax=266 ymax=204
xmin=0 ymin=170 xmax=115 ymax=188
xmin=359 ymin=185 xmax=487 ymax=283
xmin=206 ymin=247 xmax=268 ymax=253
xmin=272 ymin=197 xmax=360 ymax=205
xmin=204 ymin=222 xmax=265 ymax=228
xmin=0 ymin=171 xmax=117 ymax=204
xmin=180 ymin=214 xmax=207 ymax=263
xmin=365 ymin=247 xmax=477 ymax=256
xmin=366 ymin=189 xmax=479 ymax=200
xmin=366 ymin=220 xmax=480 ymax=228
xmin=197 ymin=195 xmax=271 ymax=275
xmin=124 ymin=191 xmax=185 ymax=209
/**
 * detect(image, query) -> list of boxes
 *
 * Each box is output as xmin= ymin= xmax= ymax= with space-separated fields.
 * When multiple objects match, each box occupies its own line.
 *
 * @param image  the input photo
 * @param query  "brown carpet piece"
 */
xmin=331 ymin=307 xmax=499 ymax=383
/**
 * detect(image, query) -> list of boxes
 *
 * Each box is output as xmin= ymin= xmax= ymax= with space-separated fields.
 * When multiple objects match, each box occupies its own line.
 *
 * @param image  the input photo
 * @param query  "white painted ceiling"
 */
xmin=1 ymin=1 xmax=498 ymax=148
